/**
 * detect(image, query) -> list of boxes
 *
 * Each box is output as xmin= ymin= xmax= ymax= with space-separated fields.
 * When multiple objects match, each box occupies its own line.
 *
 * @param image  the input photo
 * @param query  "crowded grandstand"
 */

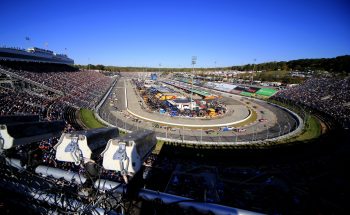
xmin=272 ymin=77 xmax=350 ymax=128
xmin=1 ymin=50 xmax=349 ymax=214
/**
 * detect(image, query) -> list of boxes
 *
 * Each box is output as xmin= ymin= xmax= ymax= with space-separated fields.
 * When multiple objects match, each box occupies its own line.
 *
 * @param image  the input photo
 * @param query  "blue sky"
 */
xmin=1 ymin=0 xmax=349 ymax=67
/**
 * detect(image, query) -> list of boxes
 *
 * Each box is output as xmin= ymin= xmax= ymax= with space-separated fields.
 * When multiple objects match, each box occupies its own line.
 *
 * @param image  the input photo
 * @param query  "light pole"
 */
xmin=191 ymin=56 xmax=197 ymax=111
xmin=277 ymin=122 xmax=282 ymax=137
xmin=287 ymin=121 xmax=291 ymax=133
xmin=266 ymin=124 xmax=269 ymax=139
xmin=182 ymin=126 xmax=185 ymax=143
xmin=251 ymin=125 xmax=256 ymax=141
xmin=251 ymin=58 xmax=256 ymax=86
xmin=255 ymin=123 xmax=261 ymax=141
xmin=283 ymin=124 xmax=288 ymax=135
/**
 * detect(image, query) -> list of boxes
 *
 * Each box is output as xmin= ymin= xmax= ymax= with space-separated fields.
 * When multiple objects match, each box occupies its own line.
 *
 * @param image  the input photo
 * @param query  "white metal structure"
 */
xmin=101 ymin=131 xmax=156 ymax=176
xmin=54 ymin=128 xmax=119 ymax=165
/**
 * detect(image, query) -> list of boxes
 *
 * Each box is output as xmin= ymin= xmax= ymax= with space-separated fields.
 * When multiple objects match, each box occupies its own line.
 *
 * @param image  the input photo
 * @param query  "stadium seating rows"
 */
xmin=0 ymin=62 xmax=115 ymax=130
xmin=4 ymin=68 xmax=113 ymax=109
xmin=272 ymin=77 xmax=350 ymax=128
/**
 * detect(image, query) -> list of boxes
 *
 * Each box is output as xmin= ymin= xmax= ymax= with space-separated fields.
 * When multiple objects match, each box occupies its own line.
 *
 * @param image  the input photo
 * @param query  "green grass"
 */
xmin=119 ymin=130 xmax=128 ymax=136
xmin=80 ymin=108 xmax=106 ymax=129
xmin=267 ymin=99 xmax=322 ymax=143
xmin=152 ymin=140 xmax=165 ymax=155
xmin=233 ymin=108 xmax=258 ymax=127
xmin=294 ymin=116 xmax=321 ymax=141
xmin=278 ymin=116 xmax=321 ymax=144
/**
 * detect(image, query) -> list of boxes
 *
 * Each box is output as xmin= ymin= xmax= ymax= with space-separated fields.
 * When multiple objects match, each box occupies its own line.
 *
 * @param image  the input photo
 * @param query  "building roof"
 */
xmin=173 ymin=98 xmax=192 ymax=103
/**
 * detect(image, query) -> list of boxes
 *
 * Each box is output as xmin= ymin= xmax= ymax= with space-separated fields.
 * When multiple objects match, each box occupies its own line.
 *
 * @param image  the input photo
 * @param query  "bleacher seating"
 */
xmin=272 ymin=77 xmax=350 ymax=128
xmin=0 ymin=61 xmax=114 ymax=131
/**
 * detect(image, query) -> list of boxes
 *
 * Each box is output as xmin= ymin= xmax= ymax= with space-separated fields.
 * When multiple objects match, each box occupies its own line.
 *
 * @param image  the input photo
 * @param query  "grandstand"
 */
xmin=1 ymin=55 xmax=349 ymax=214
xmin=0 ymin=61 xmax=114 ymax=109
xmin=272 ymin=77 xmax=350 ymax=128
xmin=1 ymin=0 xmax=349 ymax=212
xmin=0 ymin=46 xmax=74 ymax=64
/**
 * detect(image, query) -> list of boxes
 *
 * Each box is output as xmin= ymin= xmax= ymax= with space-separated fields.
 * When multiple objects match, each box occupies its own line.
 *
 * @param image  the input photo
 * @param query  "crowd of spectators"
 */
xmin=0 ymin=88 xmax=78 ymax=126
xmin=0 ymin=60 xmax=115 ymax=128
xmin=1 ymin=62 xmax=116 ymax=171
xmin=272 ymin=77 xmax=350 ymax=128
xmin=0 ymin=87 xmax=79 ymax=167
xmin=0 ymin=88 xmax=50 ymax=118
xmin=1 ymin=66 xmax=113 ymax=109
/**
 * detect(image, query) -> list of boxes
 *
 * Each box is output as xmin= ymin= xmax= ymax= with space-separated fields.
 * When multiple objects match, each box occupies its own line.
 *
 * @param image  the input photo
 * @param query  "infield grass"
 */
xmin=80 ymin=108 xmax=106 ymax=129
xmin=233 ymin=108 xmax=258 ymax=127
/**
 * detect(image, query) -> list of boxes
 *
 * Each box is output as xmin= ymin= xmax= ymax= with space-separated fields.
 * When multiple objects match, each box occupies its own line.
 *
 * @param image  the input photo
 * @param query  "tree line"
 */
xmin=230 ymin=55 xmax=350 ymax=74
xmin=75 ymin=55 xmax=350 ymax=74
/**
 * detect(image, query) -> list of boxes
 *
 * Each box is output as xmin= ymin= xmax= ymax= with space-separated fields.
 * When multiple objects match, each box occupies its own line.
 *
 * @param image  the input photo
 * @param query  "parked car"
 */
xmin=259 ymin=118 xmax=268 ymax=122
xmin=206 ymin=129 xmax=216 ymax=134
xmin=220 ymin=126 xmax=234 ymax=131
xmin=234 ymin=128 xmax=246 ymax=132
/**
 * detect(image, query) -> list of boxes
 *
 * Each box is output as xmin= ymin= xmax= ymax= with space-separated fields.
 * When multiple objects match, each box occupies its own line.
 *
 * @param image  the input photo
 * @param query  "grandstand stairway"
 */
xmin=63 ymin=106 xmax=83 ymax=130
xmin=312 ymin=112 xmax=339 ymax=133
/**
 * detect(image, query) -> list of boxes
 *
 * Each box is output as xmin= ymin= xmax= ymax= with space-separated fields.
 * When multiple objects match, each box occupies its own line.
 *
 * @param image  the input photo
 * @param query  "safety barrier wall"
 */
xmin=96 ymin=78 xmax=304 ymax=145
xmin=94 ymin=78 xmax=132 ymax=133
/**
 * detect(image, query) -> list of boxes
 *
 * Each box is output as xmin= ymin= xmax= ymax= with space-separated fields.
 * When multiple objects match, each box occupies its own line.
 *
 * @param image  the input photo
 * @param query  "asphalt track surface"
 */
xmin=125 ymin=79 xmax=251 ymax=127
xmin=99 ymin=77 xmax=299 ymax=143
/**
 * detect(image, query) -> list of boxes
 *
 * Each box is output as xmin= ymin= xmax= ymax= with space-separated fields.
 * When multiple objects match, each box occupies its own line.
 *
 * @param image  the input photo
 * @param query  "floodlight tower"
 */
xmin=191 ymin=56 xmax=197 ymax=110
xmin=251 ymin=58 xmax=256 ymax=86
xmin=88 ymin=57 xmax=90 ymax=71
xmin=214 ymin=61 xmax=217 ymax=81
